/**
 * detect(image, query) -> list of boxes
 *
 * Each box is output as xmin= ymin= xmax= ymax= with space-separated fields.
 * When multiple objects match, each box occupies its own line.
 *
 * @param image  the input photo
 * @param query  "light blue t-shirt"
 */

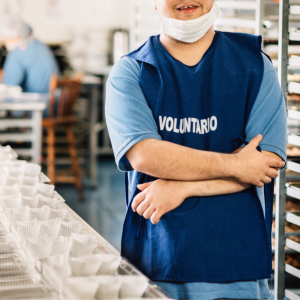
xmin=105 ymin=53 xmax=287 ymax=300
xmin=3 ymin=39 xmax=59 ymax=94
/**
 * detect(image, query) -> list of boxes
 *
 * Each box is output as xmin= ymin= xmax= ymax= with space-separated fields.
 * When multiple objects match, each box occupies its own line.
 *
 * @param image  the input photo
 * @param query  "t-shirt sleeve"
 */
xmin=2 ymin=51 xmax=25 ymax=87
xmin=105 ymin=56 xmax=162 ymax=172
xmin=245 ymin=54 xmax=287 ymax=162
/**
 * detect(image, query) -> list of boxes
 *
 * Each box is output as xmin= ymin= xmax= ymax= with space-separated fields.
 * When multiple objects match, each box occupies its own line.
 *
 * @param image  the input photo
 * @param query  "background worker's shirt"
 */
xmin=106 ymin=53 xmax=287 ymax=300
xmin=2 ymin=38 xmax=60 ymax=94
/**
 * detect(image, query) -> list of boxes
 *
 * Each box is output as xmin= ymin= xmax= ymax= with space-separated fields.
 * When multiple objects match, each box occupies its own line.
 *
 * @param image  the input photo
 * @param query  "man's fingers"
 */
xmin=151 ymin=210 xmax=163 ymax=225
xmin=137 ymin=182 xmax=153 ymax=191
xmin=266 ymin=168 xmax=279 ymax=179
xmin=131 ymin=192 xmax=146 ymax=212
xmin=143 ymin=206 xmax=156 ymax=219
xmin=248 ymin=134 xmax=263 ymax=148
xmin=256 ymin=181 xmax=264 ymax=188
xmin=136 ymin=199 xmax=150 ymax=216
xmin=267 ymin=157 xmax=285 ymax=169
xmin=261 ymin=176 xmax=272 ymax=184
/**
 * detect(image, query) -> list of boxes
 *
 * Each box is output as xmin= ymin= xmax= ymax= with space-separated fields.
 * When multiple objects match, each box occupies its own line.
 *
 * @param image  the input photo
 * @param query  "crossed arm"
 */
xmin=126 ymin=135 xmax=284 ymax=224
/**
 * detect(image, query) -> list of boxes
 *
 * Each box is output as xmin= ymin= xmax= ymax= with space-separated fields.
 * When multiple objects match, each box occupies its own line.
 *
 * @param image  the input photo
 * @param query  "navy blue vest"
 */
xmin=122 ymin=31 xmax=274 ymax=283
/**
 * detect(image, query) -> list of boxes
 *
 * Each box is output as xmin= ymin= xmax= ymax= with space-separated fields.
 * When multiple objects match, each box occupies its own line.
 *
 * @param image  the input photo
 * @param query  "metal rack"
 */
xmin=275 ymin=0 xmax=300 ymax=299
xmin=130 ymin=0 xmax=160 ymax=51
xmin=0 ymin=100 xmax=46 ymax=164
xmin=215 ymin=0 xmax=264 ymax=36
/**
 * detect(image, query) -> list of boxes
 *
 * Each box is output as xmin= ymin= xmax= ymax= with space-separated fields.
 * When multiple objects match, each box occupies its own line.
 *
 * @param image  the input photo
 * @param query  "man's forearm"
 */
xmin=126 ymin=137 xmax=283 ymax=186
xmin=183 ymin=178 xmax=251 ymax=198
xmin=126 ymin=138 xmax=236 ymax=181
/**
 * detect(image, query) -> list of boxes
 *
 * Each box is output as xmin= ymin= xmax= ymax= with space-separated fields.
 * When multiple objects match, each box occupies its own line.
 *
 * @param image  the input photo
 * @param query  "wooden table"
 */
xmin=0 ymin=95 xmax=47 ymax=164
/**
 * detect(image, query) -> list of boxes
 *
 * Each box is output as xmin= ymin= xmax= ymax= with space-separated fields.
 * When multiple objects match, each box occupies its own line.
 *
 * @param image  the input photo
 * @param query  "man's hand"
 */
xmin=132 ymin=177 xmax=250 ymax=225
xmin=232 ymin=135 xmax=284 ymax=187
xmin=132 ymin=179 xmax=188 ymax=225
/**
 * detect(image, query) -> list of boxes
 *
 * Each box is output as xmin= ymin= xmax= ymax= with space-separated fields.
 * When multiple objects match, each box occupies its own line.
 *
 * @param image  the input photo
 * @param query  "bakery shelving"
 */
xmin=215 ymin=0 xmax=264 ymax=36
xmin=275 ymin=0 xmax=300 ymax=298
xmin=130 ymin=0 xmax=160 ymax=50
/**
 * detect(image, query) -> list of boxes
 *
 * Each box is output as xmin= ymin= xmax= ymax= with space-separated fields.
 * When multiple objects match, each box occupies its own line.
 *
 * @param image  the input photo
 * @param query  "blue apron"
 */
xmin=122 ymin=31 xmax=274 ymax=283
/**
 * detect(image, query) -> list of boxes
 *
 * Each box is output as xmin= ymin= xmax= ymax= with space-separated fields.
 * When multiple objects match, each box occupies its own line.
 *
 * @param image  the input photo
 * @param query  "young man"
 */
xmin=106 ymin=1 xmax=287 ymax=299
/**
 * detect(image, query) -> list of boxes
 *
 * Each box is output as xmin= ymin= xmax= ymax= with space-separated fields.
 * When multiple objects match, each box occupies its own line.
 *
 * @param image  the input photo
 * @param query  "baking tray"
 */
xmin=0 ymin=243 xmax=38 ymax=278
xmin=0 ymin=263 xmax=63 ymax=300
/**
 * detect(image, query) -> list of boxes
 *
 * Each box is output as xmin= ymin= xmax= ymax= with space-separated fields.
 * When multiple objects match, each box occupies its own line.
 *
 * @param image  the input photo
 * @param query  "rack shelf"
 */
xmin=286 ymin=211 xmax=300 ymax=226
xmin=289 ymin=56 xmax=300 ymax=68
xmin=290 ymin=5 xmax=300 ymax=14
xmin=289 ymin=32 xmax=300 ymax=41
xmin=285 ymin=289 xmax=300 ymax=300
xmin=215 ymin=17 xmax=256 ymax=29
xmin=288 ymin=134 xmax=300 ymax=147
xmin=217 ymin=1 xmax=257 ymax=9
xmin=286 ymin=238 xmax=300 ymax=252
xmin=286 ymin=184 xmax=300 ymax=199
xmin=288 ymin=109 xmax=300 ymax=121
xmin=285 ymin=263 xmax=300 ymax=279
xmin=288 ymin=81 xmax=300 ymax=94
xmin=287 ymin=160 xmax=300 ymax=173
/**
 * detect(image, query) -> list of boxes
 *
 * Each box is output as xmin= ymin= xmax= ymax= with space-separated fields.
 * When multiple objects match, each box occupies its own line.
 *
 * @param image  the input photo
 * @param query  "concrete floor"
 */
xmin=56 ymin=158 xmax=126 ymax=251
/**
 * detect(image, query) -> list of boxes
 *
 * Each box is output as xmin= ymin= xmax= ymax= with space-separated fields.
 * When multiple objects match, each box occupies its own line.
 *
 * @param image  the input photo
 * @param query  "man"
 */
xmin=1 ymin=17 xmax=59 ymax=94
xmin=106 ymin=0 xmax=287 ymax=299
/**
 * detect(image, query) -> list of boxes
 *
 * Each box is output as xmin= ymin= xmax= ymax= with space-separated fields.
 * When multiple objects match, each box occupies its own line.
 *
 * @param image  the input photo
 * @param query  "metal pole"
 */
xmin=274 ymin=0 xmax=289 ymax=299
xmin=90 ymin=84 xmax=100 ymax=188
xmin=274 ymin=170 xmax=287 ymax=300
xmin=102 ymin=75 xmax=111 ymax=152
xmin=130 ymin=0 xmax=136 ymax=51
xmin=278 ymin=0 xmax=289 ymax=100
xmin=255 ymin=0 xmax=265 ymax=38
xmin=31 ymin=110 xmax=42 ymax=165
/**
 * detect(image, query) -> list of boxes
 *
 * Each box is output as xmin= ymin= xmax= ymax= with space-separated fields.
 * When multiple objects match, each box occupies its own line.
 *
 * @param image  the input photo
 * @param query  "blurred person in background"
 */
xmin=0 ymin=16 xmax=59 ymax=94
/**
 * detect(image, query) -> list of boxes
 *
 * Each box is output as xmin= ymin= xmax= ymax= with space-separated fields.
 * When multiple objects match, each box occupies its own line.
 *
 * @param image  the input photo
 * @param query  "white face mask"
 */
xmin=162 ymin=2 xmax=219 ymax=43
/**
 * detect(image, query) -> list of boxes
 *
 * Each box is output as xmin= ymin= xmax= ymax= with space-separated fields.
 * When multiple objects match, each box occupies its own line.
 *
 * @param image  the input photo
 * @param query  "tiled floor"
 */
xmin=56 ymin=158 xmax=126 ymax=252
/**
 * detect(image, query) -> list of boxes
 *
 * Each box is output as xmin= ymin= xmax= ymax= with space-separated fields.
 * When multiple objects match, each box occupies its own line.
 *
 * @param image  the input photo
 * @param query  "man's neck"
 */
xmin=159 ymin=27 xmax=215 ymax=66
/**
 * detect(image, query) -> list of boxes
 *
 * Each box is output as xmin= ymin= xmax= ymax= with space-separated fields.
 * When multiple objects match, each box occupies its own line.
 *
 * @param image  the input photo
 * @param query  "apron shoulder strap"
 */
xmin=125 ymin=172 xmax=129 ymax=207
xmin=264 ymin=178 xmax=275 ymax=270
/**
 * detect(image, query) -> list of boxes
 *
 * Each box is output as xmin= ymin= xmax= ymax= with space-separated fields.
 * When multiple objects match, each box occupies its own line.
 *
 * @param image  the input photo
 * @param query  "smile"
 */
xmin=178 ymin=5 xmax=198 ymax=10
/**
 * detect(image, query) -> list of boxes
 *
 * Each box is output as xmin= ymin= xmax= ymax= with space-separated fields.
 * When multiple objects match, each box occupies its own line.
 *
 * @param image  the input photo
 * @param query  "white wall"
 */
xmin=0 ymin=0 xmax=132 ymax=43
